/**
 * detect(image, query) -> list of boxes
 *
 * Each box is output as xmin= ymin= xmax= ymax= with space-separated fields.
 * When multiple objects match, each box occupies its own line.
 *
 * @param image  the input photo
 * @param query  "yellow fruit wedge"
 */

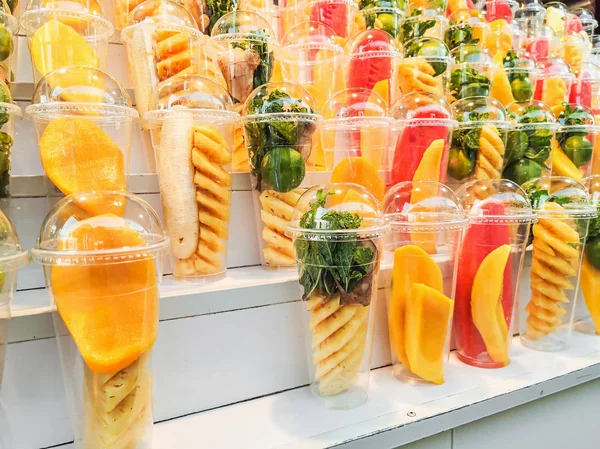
xmin=491 ymin=69 xmax=515 ymax=106
xmin=331 ymin=156 xmax=385 ymax=201
xmin=552 ymin=141 xmax=583 ymax=180
xmin=581 ymin=257 xmax=600 ymax=334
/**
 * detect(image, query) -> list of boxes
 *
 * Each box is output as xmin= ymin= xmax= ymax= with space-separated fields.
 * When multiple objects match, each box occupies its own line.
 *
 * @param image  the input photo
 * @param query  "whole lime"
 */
xmin=503 ymin=158 xmax=544 ymax=186
xmin=562 ymin=134 xmax=593 ymax=167
xmin=0 ymin=25 xmax=13 ymax=62
xmin=260 ymin=147 xmax=306 ymax=192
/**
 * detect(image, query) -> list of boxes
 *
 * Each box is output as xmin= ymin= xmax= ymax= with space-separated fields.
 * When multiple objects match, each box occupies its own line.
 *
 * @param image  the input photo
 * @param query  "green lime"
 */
xmin=503 ymin=158 xmax=544 ymax=186
xmin=587 ymin=238 xmax=600 ymax=269
xmin=511 ymin=78 xmax=534 ymax=101
xmin=0 ymin=25 xmax=13 ymax=62
xmin=447 ymin=146 xmax=475 ymax=180
xmin=260 ymin=147 xmax=306 ymax=192
xmin=375 ymin=13 xmax=397 ymax=36
xmin=562 ymin=135 xmax=593 ymax=167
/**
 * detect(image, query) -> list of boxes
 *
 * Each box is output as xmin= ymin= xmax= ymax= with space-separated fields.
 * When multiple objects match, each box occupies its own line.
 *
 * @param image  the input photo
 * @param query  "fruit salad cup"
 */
xmin=308 ymin=0 xmax=359 ymax=41
xmin=0 ymin=10 xmax=17 ymax=86
xmin=319 ymin=88 xmax=391 ymax=200
xmin=447 ymin=97 xmax=510 ymax=188
xmin=146 ymin=75 xmax=238 ymax=282
xmin=567 ymin=8 xmax=597 ymax=37
xmin=26 ymin=67 xmax=138 ymax=211
xmin=445 ymin=9 xmax=489 ymax=52
xmin=400 ymin=37 xmax=450 ymax=96
xmin=286 ymin=183 xmax=388 ymax=408
xmin=522 ymin=26 xmax=560 ymax=60
xmin=210 ymin=11 xmax=278 ymax=172
xmin=503 ymin=100 xmax=558 ymax=186
xmin=453 ymin=179 xmax=534 ymax=368
xmin=121 ymin=0 xmax=203 ymax=129
xmin=390 ymin=92 xmax=457 ymax=188
xmin=242 ymin=82 xmax=321 ymax=269
xmin=544 ymin=1 xmax=568 ymax=37
xmin=570 ymin=62 xmax=600 ymax=113
xmin=448 ymin=44 xmax=494 ymax=102
xmin=559 ymin=31 xmax=591 ymax=67
xmin=383 ymin=181 xmax=467 ymax=383
xmin=31 ymin=191 xmax=170 ymax=449
xmin=20 ymin=0 xmax=113 ymax=86
xmin=0 ymin=102 xmax=20 ymax=206
xmin=532 ymin=57 xmax=574 ymax=117
xmin=514 ymin=2 xmax=546 ymax=35
xmin=553 ymin=104 xmax=599 ymax=180
xmin=400 ymin=7 xmax=448 ymax=44
xmin=521 ymin=176 xmax=596 ymax=351
xmin=0 ymin=210 xmax=28 ymax=392
xmin=355 ymin=3 xmax=404 ymax=39
xmin=574 ymin=175 xmax=600 ymax=335
xmin=491 ymin=50 xmax=535 ymax=105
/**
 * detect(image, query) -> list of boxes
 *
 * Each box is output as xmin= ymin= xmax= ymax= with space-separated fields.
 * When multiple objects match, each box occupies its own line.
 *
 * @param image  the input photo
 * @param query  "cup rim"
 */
xmin=26 ymin=103 xmax=139 ymax=121
xmin=0 ymin=247 xmax=29 ymax=272
xmin=20 ymin=9 xmax=114 ymax=39
xmin=121 ymin=21 xmax=202 ymax=42
xmin=144 ymin=108 xmax=240 ymax=125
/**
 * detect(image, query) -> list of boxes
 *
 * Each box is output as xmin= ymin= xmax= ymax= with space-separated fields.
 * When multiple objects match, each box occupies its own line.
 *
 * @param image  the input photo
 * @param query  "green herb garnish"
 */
xmin=206 ymin=0 xmax=238 ymax=34
xmin=449 ymin=66 xmax=490 ymax=99
xmin=445 ymin=22 xmax=480 ymax=50
xmin=401 ymin=10 xmax=436 ymax=43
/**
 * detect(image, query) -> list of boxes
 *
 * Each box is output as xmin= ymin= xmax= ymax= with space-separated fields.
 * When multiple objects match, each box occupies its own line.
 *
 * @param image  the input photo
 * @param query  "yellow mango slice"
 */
xmin=389 ymin=245 xmax=443 ymax=369
xmin=581 ymin=257 xmax=600 ymax=334
xmin=491 ymin=69 xmax=516 ymax=106
xmin=331 ymin=157 xmax=385 ymax=201
xmin=405 ymin=283 xmax=453 ymax=384
xmin=552 ymin=141 xmax=583 ymax=180
xmin=471 ymin=244 xmax=511 ymax=366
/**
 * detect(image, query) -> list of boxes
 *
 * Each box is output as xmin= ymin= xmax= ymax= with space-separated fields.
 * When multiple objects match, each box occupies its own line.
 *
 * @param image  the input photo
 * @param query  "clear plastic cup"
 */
xmin=20 ymin=0 xmax=113 ymax=86
xmin=145 ymin=75 xmax=238 ymax=282
xmin=241 ymin=82 xmax=321 ymax=268
xmin=559 ymin=31 xmax=591 ymax=67
xmin=26 ymin=67 xmax=139 ymax=212
xmin=448 ymin=44 xmax=494 ymax=102
xmin=545 ymin=1 xmax=568 ymax=37
xmin=553 ymin=104 xmax=599 ymax=180
xmin=445 ymin=0 xmax=476 ymax=17
xmin=286 ymin=183 xmax=388 ymax=408
xmin=390 ymin=92 xmax=457 ymax=188
xmin=281 ymin=0 xmax=312 ymax=39
xmin=319 ymin=88 xmax=391 ymax=201
xmin=447 ymin=97 xmax=510 ymax=187
xmin=570 ymin=61 xmax=600 ymax=113
xmin=400 ymin=37 xmax=450 ymax=96
xmin=532 ymin=57 xmax=574 ymax=117
xmin=355 ymin=5 xmax=404 ymax=39
xmin=514 ymin=3 xmax=546 ymax=34
xmin=484 ymin=15 xmax=515 ymax=61
xmin=0 ymin=10 xmax=17 ymax=87
xmin=31 ymin=191 xmax=170 ymax=449
xmin=0 ymin=102 xmax=20 ymax=207
xmin=308 ymin=0 xmax=359 ymax=40
xmin=480 ymin=0 xmax=518 ymax=24
xmin=0 ymin=210 xmax=28 ymax=392
xmin=567 ymin=8 xmax=597 ymax=37
xmin=520 ymin=176 xmax=596 ymax=351
xmin=503 ymin=100 xmax=558 ymax=185
xmin=408 ymin=0 xmax=446 ymax=16
xmin=522 ymin=26 xmax=560 ymax=60
xmin=121 ymin=0 xmax=203 ymax=128
xmin=453 ymin=179 xmax=534 ymax=367
xmin=491 ymin=50 xmax=536 ymax=105
xmin=445 ymin=9 xmax=489 ymax=51
xmin=400 ymin=8 xmax=448 ymax=44
xmin=383 ymin=181 xmax=467 ymax=383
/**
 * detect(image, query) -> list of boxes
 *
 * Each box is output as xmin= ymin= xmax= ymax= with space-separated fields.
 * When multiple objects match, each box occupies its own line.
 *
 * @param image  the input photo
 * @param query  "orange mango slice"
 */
xmin=331 ymin=156 xmax=385 ymax=201
xmin=552 ymin=140 xmax=583 ymax=180
xmin=405 ymin=283 xmax=453 ymax=384
xmin=51 ymin=215 xmax=159 ymax=374
xmin=491 ymin=69 xmax=516 ymax=106
xmin=389 ymin=245 xmax=443 ymax=369
xmin=471 ymin=244 xmax=511 ymax=366
xmin=581 ymin=256 xmax=600 ymax=334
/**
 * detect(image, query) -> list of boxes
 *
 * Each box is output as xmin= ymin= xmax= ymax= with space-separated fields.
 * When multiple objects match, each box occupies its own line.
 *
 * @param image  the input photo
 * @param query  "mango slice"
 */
xmin=51 ymin=215 xmax=159 ymax=374
xmin=471 ymin=244 xmax=511 ymax=366
xmin=491 ymin=69 xmax=516 ymax=106
xmin=389 ymin=245 xmax=443 ymax=369
xmin=331 ymin=156 xmax=385 ymax=201
xmin=552 ymin=141 xmax=583 ymax=180
xmin=405 ymin=283 xmax=453 ymax=384
xmin=581 ymin=256 xmax=600 ymax=334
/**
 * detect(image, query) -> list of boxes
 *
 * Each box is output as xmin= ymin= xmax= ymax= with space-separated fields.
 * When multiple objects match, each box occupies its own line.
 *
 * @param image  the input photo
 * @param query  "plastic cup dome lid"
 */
xmin=21 ymin=0 xmax=113 ymax=37
xmin=482 ymin=0 xmax=519 ymax=18
xmin=383 ymin=181 xmax=468 ymax=233
xmin=506 ymin=100 xmax=557 ymax=125
xmin=584 ymin=174 xmax=600 ymax=206
xmin=31 ymin=191 xmax=171 ymax=266
xmin=569 ymin=8 xmax=598 ymax=30
xmin=536 ymin=56 xmax=573 ymax=79
xmin=452 ymin=97 xmax=508 ymax=127
xmin=145 ymin=74 xmax=239 ymax=123
xmin=127 ymin=0 xmax=198 ymax=28
xmin=407 ymin=0 xmax=445 ymax=15
xmin=450 ymin=43 xmax=493 ymax=64
xmin=572 ymin=61 xmax=600 ymax=81
xmin=391 ymin=91 xmax=456 ymax=127
xmin=0 ymin=8 xmax=18 ymax=34
xmin=242 ymin=82 xmax=320 ymax=122
xmin=557 ymin=103 xmax=598 ymax=132
xmin=522 ymin=176 xmax=596 ymax=218
xmin=403 ymin=36 xmax=449 ymax=60
xmin=455 ymin=179 xmax=536 ymax=225
xmin=0 ymin=210 xmax=28 ymax=273
xmin=26 ymin=66 xmax=138 ymax=120
xmin=320 ymin=88 xmax=390 ymax=129
xmin=448 ymin=8 xmax=488 ymax=26
xmin=501 ymin=49 xmax=535 ymax=69
xmin=345 ymin=29 xmax=401 ymax=57
xmin=281 ymin=21 xmax=342 ymax=50
xmin=286 ymin=184 xmax=388 ymax=240
xmin=210 ymin=10 xmax=275 ymax=42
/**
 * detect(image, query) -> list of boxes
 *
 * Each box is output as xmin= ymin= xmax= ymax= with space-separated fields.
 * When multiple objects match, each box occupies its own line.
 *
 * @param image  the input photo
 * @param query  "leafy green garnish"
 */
xmin=449 ymin=67 xmax=490 ymax=99
xmin=527 ymin=185 xmax=580 ymax=209
xmin=206 ymin=0 xmax=238 ymax=34
xmin=445 ymin=23 xmax=480 ymax=50
xmin=295 ymin=189 xmax=377 ymax=304
xmin=504 ymin=130 xmax=529 ymax=166
xmin=401 ymin=10 xmax=436 ymax=43
xmin=558 ymin=103 xmax=594 ymax=127
xmin=230 ymin=29 xmax=274 ymax=97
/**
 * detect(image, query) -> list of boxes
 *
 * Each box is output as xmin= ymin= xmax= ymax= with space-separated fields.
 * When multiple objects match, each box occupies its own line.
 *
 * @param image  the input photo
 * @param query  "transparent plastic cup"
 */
xmin=491 ymin=51 xmax=536 ymax=105
xmin=319 ymin=88 xmax=391 ymax=201
xmin=26 ymin=67 xmax=139 ymax=211
xmin=570 ymin=62 xmax=600 ymax=113
xmin=559 ymin=31 xmax=591 ymax=67
xmin=448 ymin=44 xmax=494 ymax=102
xmin=239 ymin=0 xmax=284 ymax=40
xmin=340 ymin=29 xmax=402 ymax=107
xmin=483 ymin=15 xmax=515 ymax=60
xmin=286 ymin=183 xmax=388 ymax=408
xmin=522 ymin=26 xmax=560 ymax=60
xmin=400 ymin=8 xmax=448 ymax=44
xmin=445 ymin=9 xmax=489 ymax=51
xmin=480 ymin=0 xmax=518 ymax=24
xmin=0 ymin=103 xmax=21 ymax=208
xmin=0 ymin=10 xmax=17 ymax=87
xmin=145 ymin=75 xmax=238 ymax=282
xmin=514 ymin=3 xmax=546 ymax=34
xmin=503 ymin=100 xmax=559 ymax=186
xmin=520 ymin=176 xmax=596 ymax=351
xmin=453 ymin=179 xmax=534 ymax=368
xmin=389 ymin=92 xmax=457 ymax=188
xmin=355 ymin=6 xmax=404 ymax=39
xmin=20 ymin=0 xmax=113 ymax=86
xmin=0 ymin=210 xmax=28 ymax=392
xmin=281 ymin=0 xmax=312 ymax=39
xmin=574 ymin=175 xmax=600 ymax=335
xmin=447 ymin=97 xmax=509 ymax=188
xmin=545 ymin=1 xmax=568 ymax=37
xmin=121 ymin=0 xmax=204 ymax=128
xmin=567 ymin=8 xmax=597 ymax=37
xmin=553 ymin=104 xmax=599 ymax=180
xmin=383 ymin=181 xmax=467 ymax=383
xmin=400 ymin=37 xmax=450 ymax=97
xmin=308 ymin=0 xmax=359 ymax=40
xmin=408 ymin=0 xmax=446 ymax=16
xmin=31 ymin=191 xmax=170 ymax=449
xmin=241 ymin=82 xmax=321 ymax=269
xmin=532 ymin=57 xmax=574 ymax=116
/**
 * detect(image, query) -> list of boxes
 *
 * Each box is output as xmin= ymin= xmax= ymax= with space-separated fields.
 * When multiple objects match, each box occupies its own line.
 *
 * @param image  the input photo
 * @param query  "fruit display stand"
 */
xmin=3 ymin=1 xmax=600 ymax=449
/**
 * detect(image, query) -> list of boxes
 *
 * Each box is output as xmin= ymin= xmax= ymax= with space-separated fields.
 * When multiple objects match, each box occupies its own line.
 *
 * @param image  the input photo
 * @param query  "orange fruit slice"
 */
xmin=39 ymin=117 xmax=126 ymax=215
xmin=51 ymin=214 xmax=159 ymax=374
xmin=331 ymin=156 xmax=385 ymax=201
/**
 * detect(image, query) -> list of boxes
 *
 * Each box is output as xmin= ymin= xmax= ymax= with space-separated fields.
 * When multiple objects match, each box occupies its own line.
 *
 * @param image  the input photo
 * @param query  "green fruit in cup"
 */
xmin=587 ymin=238 xmax=600 ymax=269
xmin=511 ymin=78 xmax=533 ymax=101
xmin=503 ymin=158 xmax=544 ymax=185
xmin=562 ymin=135 xmax=593 ymax=167
xmin=447 ymin=146 xmax=475 ymax=180
xmin=260 ymin=146 xmax=306 ymax=193
xmin=0 ymin=25 xmax=12 ymax=62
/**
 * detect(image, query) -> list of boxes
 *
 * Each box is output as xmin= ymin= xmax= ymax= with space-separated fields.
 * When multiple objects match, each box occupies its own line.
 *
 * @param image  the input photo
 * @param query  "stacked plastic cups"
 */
xmin=491 ymin=50 xmax=536 ymax=106
xmin=532 ymin=57 xmax=573 ymax=117
xmin=399 ymin=37 xmax=450 ymax=97
xmin=400 ymin=2 xmax=448 ymax=45
xmin=355 ymin=0 xmax=405 ymax=39
xmin=448 ymin=44 xmax=494 ymax=102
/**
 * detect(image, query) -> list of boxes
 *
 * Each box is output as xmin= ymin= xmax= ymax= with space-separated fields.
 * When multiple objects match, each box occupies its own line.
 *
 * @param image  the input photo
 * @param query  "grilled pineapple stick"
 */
xmin=526 ymin=202 xmax=580 ymax=340
xmin=474 ymin=125 xmax=505 ymax=180
xmin=307 ymin=293 xmax=369 ymax=396
xmin=83 ymin=353 xmax=152 ymax=449
xmin=130 ymin=26 xmax=159 ymax=128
